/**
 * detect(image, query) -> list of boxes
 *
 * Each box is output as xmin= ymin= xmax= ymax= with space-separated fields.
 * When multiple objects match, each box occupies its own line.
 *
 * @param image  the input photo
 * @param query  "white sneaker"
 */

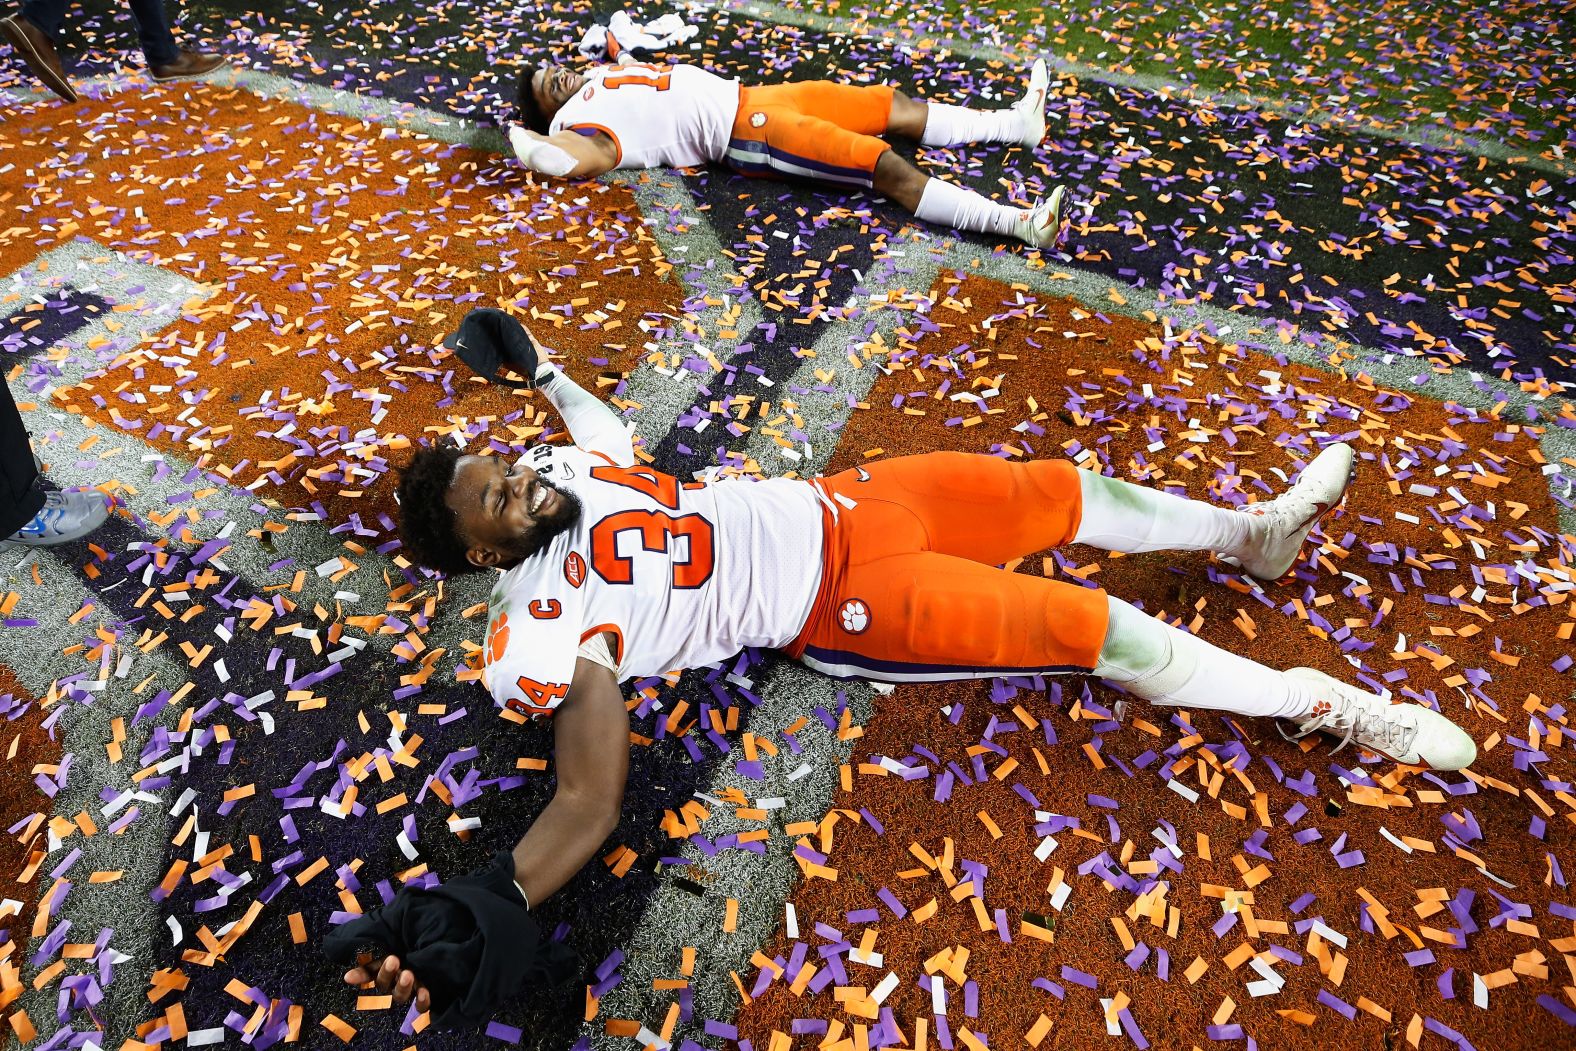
xmin=7 ymin=489 xmax=110 ymax=546
xmin=1224 ymin=442 xmax=1354 ymax=579
xmin=1278 ymin=668 xmax=1477 ymax=771
xmin=1016 ymin=185 xmax=1069 ymax=249
xmin=1014 ymin=57 xmax=1049 ymax=147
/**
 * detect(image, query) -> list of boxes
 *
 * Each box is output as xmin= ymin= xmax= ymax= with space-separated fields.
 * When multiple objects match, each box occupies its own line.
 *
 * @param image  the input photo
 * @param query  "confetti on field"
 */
xmin=1 ymin=1 xmax=1574 ymax=1049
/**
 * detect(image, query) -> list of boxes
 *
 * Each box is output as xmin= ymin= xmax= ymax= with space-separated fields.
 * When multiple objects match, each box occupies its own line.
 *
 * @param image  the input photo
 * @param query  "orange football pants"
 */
xmin=785 ymin=453 xmax=1111 ymax=681
xmin=725 ymin=82 xmax=895 ymax=188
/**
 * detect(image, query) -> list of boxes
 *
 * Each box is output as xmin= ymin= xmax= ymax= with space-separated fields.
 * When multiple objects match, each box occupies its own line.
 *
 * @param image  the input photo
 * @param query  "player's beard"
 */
xmin=506 ymin=479 xmax=583 ymax=562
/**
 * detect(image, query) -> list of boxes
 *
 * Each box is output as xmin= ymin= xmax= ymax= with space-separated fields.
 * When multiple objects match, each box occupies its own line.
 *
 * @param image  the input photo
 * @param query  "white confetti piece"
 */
xmin=1378 ymin=826 xmax=1414 ymax=853
xmin=1310 ymin=920 xmax=1348 ymax=948
xmin=1249 ymin=957 xmax=1284 ymax=989
xmin=171 ymin=788 xmax=197 ymax=816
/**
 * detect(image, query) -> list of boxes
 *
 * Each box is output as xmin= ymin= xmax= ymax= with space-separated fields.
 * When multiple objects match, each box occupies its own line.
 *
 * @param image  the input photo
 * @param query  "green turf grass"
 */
xmin=799 ymin=0 xmax=1575 ymax=150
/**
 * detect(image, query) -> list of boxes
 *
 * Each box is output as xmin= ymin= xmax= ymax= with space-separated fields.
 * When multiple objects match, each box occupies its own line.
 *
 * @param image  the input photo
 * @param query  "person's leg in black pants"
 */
xmin=3 ymin=0 xmax=225 ymax=102
xmin=122 ymin=0 xmax=179 ymax=67
xmin=13 ymin=0 xmax=60 ymax=40
xmin=21 ymin=0 xmax=182 ymax=67
xmin=0 ymin=379 xmax=45 ymax=537
xmin=0 ymin=382 xmax=108 ymax=546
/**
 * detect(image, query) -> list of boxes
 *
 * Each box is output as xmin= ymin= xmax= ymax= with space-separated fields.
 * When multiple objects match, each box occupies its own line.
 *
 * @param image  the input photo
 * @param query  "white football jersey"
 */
xmin=549 ymin=62 xmax=740 ymax=169
xmin=483 ymin=445 xmax=823 ymax=716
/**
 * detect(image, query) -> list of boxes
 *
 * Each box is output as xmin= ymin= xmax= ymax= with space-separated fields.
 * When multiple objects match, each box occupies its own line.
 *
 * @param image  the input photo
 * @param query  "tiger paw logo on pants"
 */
xmin=838 ymin=599 xmax=870 ymax=634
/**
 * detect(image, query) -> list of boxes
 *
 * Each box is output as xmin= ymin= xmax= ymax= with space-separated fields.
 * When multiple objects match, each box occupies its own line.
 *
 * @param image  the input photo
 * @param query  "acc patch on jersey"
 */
xmin=564 ymin=551 xmax=587 ymax=588
xmin=838 ymin=598 xmax=870 ymax=634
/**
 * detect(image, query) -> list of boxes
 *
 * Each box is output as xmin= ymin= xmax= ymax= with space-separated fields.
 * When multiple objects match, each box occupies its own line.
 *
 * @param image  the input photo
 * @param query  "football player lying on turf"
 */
xmin=335 ymin=309 xmax=1475 ymax=1021
xmin=506 ymin=54 xmax=1071 ymax=249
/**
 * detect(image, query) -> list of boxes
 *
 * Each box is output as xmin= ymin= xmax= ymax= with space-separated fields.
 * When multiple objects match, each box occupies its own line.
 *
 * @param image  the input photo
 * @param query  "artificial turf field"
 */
xmin=1 ymin=0 xmax=1574 ymax=1048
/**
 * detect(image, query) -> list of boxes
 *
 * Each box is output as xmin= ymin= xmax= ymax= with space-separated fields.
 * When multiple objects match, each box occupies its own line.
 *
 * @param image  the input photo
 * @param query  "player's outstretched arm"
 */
xmin=338 ymin=657 xmax=628 ymax=1014
xmin=511 ymin=656 xmax=630 ymax=905
xmin=531 ymin=339 xmax=637 ymax=466
xmin=509 ymin=126 xmax=619 ymax=179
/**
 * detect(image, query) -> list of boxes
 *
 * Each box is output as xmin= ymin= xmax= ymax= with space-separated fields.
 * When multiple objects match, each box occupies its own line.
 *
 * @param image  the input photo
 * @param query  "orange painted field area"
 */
xmin=3 ymin=82 xmax=680 ymax=521
xmin=734 ymin=276 xmax=1573 ymax=1050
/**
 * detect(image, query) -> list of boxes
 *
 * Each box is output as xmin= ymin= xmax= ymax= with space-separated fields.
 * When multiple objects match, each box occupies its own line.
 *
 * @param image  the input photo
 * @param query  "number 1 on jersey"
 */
xmin=602 ymin=64 xmax=673 ymax=91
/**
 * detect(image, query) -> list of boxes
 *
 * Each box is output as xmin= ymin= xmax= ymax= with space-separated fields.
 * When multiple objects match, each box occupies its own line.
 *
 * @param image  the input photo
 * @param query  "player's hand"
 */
xmin=521 ymin=324 xmax=562 ymax=386
xmin=344 ymin=953 xmax=432 ymax=1013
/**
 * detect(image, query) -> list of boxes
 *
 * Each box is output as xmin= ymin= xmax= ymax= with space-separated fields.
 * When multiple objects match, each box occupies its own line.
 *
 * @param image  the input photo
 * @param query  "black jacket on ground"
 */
xmin=322 ymin=851 xmax=579 ymax=1027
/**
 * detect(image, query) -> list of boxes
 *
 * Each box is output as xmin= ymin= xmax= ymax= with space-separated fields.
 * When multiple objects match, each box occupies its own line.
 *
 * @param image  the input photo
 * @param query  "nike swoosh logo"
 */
xmin=1295 ymin=500 xmax=1332 ymax=532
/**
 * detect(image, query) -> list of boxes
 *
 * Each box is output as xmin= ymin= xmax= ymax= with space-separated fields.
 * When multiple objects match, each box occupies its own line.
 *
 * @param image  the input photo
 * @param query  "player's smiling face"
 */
xmin=447 ymin=454 xmax=582 ymax=570
xmin=531 ymin=65 xmax=586 ymax=118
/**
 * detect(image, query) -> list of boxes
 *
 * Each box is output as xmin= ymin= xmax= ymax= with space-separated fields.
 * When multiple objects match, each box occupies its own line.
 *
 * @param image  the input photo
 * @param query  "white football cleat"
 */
xmin=1016 ymin=185 xmax=1069 ymax=249
xmin=1279 ymin=668 xmax=1477 ymax=771
xmin=1015 ymin=57 xmax=1049 ymax=147
xmin=1224 ymin=442 xmax=1354 ymax=579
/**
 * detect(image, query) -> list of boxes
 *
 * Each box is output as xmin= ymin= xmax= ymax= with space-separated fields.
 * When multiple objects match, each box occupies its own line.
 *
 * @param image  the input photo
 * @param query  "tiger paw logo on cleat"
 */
xmin=838 ymin=599 xmax=870 ymax=634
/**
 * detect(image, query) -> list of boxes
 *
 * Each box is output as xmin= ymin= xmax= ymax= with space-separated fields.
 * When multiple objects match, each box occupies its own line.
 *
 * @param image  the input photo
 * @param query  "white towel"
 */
xmin=577 ymin=11 xmax=699 ymax=61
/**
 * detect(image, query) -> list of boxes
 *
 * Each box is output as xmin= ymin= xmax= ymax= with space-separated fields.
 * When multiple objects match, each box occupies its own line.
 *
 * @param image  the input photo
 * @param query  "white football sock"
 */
xmin=1095 ymin=596 xmax=1316 ymax=720
xmin=914 ymin=178 xmax=1024 ymax=238
xmin=920 ymin=103 xmax=1026 ymax=146
xmin=1075 ymin=470 xmax=1258 ymax=557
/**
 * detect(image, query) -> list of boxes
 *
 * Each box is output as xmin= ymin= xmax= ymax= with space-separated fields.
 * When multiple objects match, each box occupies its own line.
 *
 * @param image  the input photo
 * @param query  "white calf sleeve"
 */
xmin=1095 ymin=596 xmax=1315 ymax=720
xmin=914 ymin=178 xmax=1024 ymax=238
xmin=920 ymin=103 xmax=1025 ymax=146
xmin=1075 ymin=470 xmax=1257 ymax=556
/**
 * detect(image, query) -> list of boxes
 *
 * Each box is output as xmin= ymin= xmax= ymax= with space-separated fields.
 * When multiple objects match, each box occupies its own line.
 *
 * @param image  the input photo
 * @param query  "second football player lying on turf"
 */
xmin=330 ymin=309 xmax=1475 ymax=1023
xmin=507 ymin=53 xmax=1072 ymax=249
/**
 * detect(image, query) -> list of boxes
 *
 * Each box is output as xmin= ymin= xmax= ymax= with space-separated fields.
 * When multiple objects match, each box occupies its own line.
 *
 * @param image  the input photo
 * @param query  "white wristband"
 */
xmin=513 ymin=878 xmax=531 ymax=911
xmin=509 ymin=126 xmax=577 ymax=178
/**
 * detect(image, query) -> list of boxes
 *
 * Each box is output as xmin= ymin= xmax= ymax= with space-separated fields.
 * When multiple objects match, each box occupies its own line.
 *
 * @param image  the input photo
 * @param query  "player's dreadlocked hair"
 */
xmin=513 ymin=65 xmax=551 ymax=135
xmin=395 ymin=446 xmax=479 ymax=576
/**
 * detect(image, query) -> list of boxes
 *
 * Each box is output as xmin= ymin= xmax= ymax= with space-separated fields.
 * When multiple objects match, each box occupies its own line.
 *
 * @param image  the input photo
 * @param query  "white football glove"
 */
xmin=509 ymin=126 xmax=577 ymax=178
